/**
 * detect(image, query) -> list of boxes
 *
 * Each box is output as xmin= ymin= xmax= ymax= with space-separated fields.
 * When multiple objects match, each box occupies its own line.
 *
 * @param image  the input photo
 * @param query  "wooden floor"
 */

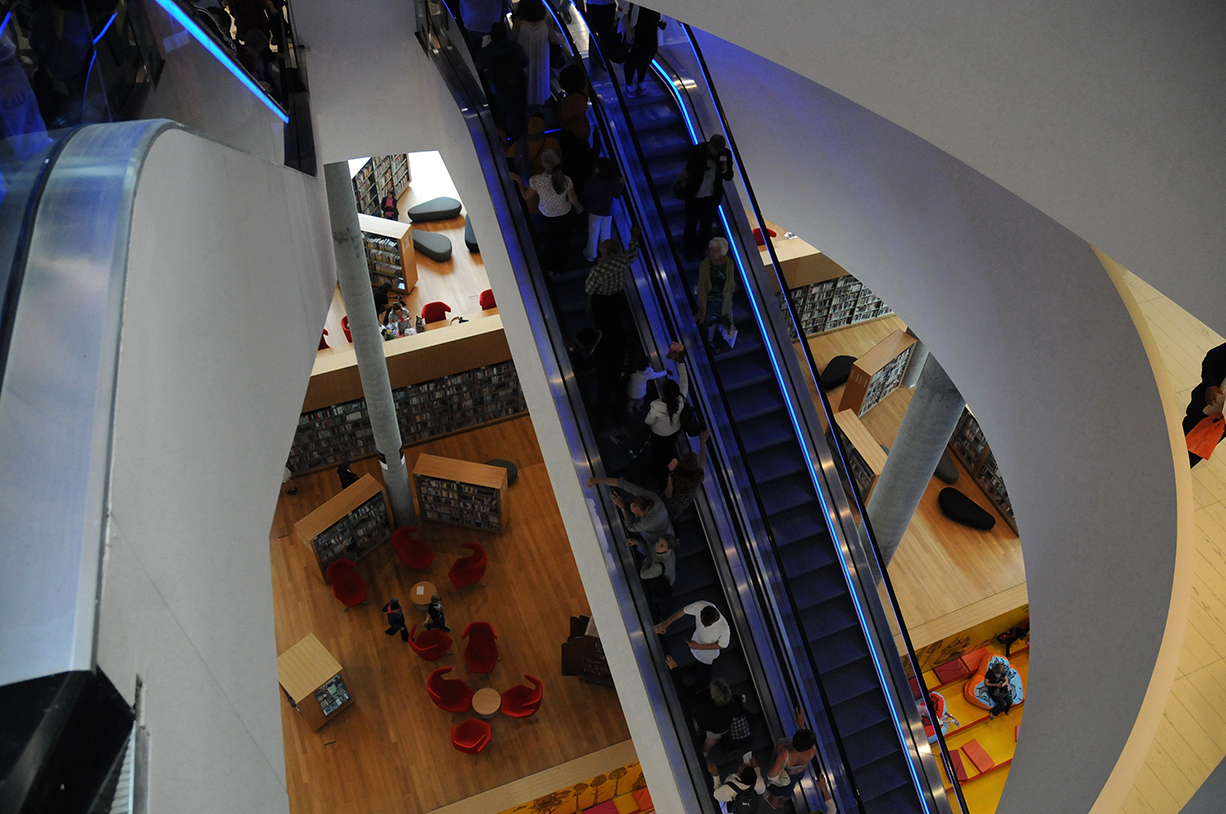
xmin=805 ymin=317 xmax=1027 ymax=647
xmin=1116 ymin=271 xmax=1226 ymax=814
xmin=318 ymin=151 xmax=492 ymax=365
xmin=271 ymin=416 xmax=631 ymax=814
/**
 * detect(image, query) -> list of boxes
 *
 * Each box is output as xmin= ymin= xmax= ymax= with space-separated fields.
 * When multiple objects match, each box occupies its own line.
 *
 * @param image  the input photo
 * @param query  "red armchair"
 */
xmin=421 ymin=301 xmax=451 ymax=323
xmin=341 ymin=315 xmax=352 ymax=342
xmin=324 ymin=558 xmax=366 ymax=610
xmin=478 ymin=288 xmax=496 ymax=310
xmin=462 ymin=621 xmax=499 ymax=674
xmin=500 ymin=674 xmax=543 ymax=718
xmin=318 ymin=329 xmax=329 ymax=350
xmin=451 ymin=718 xmax=491 ymax=754
xmin=392 ymin=526 xmax=434 ymax=570
xmin=427 ymin=667 xmax=474 ymax=713
xmin=409 ymin=624 xmax=453 ymax=661
xmin=448 ymin=542 xmax=488 ymax=589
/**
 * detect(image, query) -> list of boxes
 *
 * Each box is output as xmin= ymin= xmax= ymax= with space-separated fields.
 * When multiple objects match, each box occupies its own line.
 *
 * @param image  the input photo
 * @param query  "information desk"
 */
xmin=277 ymin=633 xmax=353 ymax=731
xmin=413 ymin=454 xmax=508 ymax=533
xmin=293 ymin=475 xmax=393 ymax=581
xmin=751 ymin=213 xmax=850 ymax=289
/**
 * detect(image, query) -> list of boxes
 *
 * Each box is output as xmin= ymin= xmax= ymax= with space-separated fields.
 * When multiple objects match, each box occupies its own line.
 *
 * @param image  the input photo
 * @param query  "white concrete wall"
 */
xmin=650 ymin=0 xmax=1226 ymax=340
xmin=293 ymin=2 xmax=690 ymax=810
xmin=695 ymin=31 xmax=1185 ymax=814
xmin=95 ymin=129 xmax=334 ymax=814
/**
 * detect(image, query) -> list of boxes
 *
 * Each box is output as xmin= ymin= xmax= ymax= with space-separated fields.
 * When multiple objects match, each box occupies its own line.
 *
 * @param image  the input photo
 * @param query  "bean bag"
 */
xmin=465 ymin=217 xmax=479 ymax=253
xmin=407 ymin=196 xmax=462 ymax=222
xmin=935 ymin=449 xmax=960 ymax=484
xmin=938 ymin=487 xmax=995 ymax=530
xmin=412 ymin=230 xmax=453 ymax=262
xmin=923 ymin=691 xmax=949 ymax=743
xmin=820 ymin=355 xmax=855 ymax=390
xmin=964 ymin=655 xmax=1024 ymax=710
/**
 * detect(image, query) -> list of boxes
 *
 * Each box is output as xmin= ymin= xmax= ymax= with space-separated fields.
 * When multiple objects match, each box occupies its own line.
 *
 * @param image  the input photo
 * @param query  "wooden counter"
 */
xmin=277 ymin=633 xmax=353 ymax=731
xmin=750 ymin=213 xmax=850 ymax=289
xmin=303 ymin=313 xmax=511 ymax=412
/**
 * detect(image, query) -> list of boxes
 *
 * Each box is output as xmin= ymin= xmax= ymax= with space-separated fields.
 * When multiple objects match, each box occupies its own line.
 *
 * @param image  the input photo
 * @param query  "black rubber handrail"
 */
xmin=681 ymin=26 xmax=967 ymax=814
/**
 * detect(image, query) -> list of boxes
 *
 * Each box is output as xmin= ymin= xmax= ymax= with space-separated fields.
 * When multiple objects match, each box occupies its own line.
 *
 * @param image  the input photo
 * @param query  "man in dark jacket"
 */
xmin=382 ymin=598 xmax=408 ymax=641
xmin=681 ymin=135 xmax=734 ymax=258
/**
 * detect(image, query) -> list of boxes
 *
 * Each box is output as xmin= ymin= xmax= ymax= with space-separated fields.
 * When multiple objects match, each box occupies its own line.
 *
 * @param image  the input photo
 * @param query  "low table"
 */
xmin=472 ymin=687 xmax=501 ymax=720
xmin=409 ymin=581 xmax=437 ymax=610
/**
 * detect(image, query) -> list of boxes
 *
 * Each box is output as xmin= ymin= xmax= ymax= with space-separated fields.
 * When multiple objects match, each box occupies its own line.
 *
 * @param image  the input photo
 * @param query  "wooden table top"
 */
xmin=472 ymin=687 xmax=501 ymax=716
xmin=409 ymin=581 xmax=437 ymax=607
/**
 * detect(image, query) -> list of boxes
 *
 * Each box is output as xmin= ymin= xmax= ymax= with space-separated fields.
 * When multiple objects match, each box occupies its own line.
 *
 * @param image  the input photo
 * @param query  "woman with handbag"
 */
xmin=692 ymin=678 xmax=746 ymax=756
xmin=644 ymin=360 xmax=689 ymax=485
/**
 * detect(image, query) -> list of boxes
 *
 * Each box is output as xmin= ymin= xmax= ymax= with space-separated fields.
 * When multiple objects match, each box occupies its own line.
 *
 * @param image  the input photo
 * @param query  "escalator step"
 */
xmin=799 ymin=597 xmax=858 ymax=638
xmin=860 ymin=781 xmax=923 ymax=814
xmin=841 ymin=718 xmax=905 ymax=770
xmin=757 ymin=476 xmax=816 ymax=517
xmin=737 ymin=413 xmax=796 ymax=454
xmin=766 ymin=502 xmax=828 ymax=547
xmin=728 ymin=385 xmax=786 ymax=423
xmin=670 ymin=557 xmax=719 ymax=597
xmin=808 ymin=626 xmax=870 ymax=673
xmin=638 ymin=130 xmax=691 ymax=160
xmin=785 ymin=564 xmax=847 ymax=608
xmin=854 ymin=754 xmax=917 ymax=808
xmin=718 ymin=354 xmax=776 ymax=391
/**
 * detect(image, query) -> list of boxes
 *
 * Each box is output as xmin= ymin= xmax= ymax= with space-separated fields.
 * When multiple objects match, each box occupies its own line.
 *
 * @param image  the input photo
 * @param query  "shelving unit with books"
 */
xmin=832 ymin=409 xmax=888 ymax=501
xmin=839 ymin=329 xmax=917 ymax=416
xmin=293 ymin=475 xmax=393 ymax=580
xmin=947 ymin=407 xmax=1017 ymax=531
xmin=357 ymin=213 xmax=417 ymax=293
xmin=277 ymin=634 xmax=354 ymax=731
xmin=782 ymin=274 xmax=894 ymax=337
xmin=413 ymin=454 xmax=508 ymax=533
xmin=349 ymin=154 xmax=412 ymax=216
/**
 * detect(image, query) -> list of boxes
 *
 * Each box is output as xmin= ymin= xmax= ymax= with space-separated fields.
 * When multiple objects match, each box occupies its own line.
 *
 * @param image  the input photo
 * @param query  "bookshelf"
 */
xmin=288 ymin=358 xmax=527 ymax=475
xmin=357 ymin=213 xmax=417 ymax=292
xmin=349 ymin=154 xmax=412 ymax=217
xmin=832 ymin=409 xmax=888 ymax=501
xmin=277 ymin=634 xmax=353 ymax=731
xmin=293 ymin=475 xmax=393 ymax=579
xmin=413 ymin=454 xmax=508 ymax=532
xmin=947 ymin=407 xmax=1018 ymax=531
xmin=782 ymin=275 xmax=894 ymax=337
xmin=840 ymin=329 xmax=917 ymax=416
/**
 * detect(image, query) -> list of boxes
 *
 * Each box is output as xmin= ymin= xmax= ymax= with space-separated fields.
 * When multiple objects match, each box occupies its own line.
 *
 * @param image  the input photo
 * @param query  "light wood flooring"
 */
xmin=802 ymin=316 xmax=1027 ymax=647
xmin=270 ymin=416 xmax=630 ymax=814
xmin=318 ymin=151 xmax=492 ymax=366
xmin=1115 ymin=271 xmax=1226 ymax=814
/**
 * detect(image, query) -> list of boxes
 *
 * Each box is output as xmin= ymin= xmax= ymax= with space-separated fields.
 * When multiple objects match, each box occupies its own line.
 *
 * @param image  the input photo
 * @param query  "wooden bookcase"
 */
xmin=349 ymin=154 xmax=411 ymax=217
xmin=833 ymin=409 xmax=888 ymax=501
xmin=357 ymin=213 xmax=417 ymax=293
xmin=947 ymin=407 xmax=1018 ymax=531
xmin=413 ymin=454 xmax=508 ymax=533
xmin=293 ymin=475 xmax=393 ymax=580
xmin=840 ymin=329 xmax=918 ymax=416
xmin=277 ymin=634 xmax=353 ymax=731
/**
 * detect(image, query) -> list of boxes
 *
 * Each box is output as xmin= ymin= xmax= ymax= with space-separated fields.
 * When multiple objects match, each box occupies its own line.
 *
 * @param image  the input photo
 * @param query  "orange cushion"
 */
xmin=962 ymin=739 xmax=996 ymax=773
xmin=961 ymin=647 xmax=989 ymax=673
xmin=933 ymin=659 xmax=970 ymax=684
xmin=613 ymin=794 xmax=639 ymax=814
xmin=1015 ymin=725 xmax=1021 ymax=742
xmin=633 ymin=788 xmax=652 ymax=811
xmin=948 ymin=750 xmax=969 ymax=782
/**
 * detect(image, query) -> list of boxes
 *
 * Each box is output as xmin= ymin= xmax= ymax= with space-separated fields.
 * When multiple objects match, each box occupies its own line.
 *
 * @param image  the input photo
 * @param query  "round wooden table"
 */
xmin=472 ymin=687 xmax=501 ymax=720
xmin=409 ymin=581 xmax=437 ymax=610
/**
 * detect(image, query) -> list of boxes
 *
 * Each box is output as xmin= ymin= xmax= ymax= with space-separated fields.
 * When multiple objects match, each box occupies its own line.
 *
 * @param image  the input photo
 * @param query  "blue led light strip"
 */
xmin=0 ymin=11 xmax=12 ymax=38
xmin=93 ymin=11 xmax=118 ymax=45
xmin=148 ymin=0 xmax=288 ymax=123
xmin=651 ymin=59 xmax=936 ymax=814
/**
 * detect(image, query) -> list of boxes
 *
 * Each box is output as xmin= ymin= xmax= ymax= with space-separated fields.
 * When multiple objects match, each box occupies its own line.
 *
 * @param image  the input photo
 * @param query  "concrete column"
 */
xmin=867 ymin=354 xmax=964 ymax=565
xmin=323 ymin=161 xmax=417 ymax=527
xmin=901 ymin=329 xmax=928 ymax=389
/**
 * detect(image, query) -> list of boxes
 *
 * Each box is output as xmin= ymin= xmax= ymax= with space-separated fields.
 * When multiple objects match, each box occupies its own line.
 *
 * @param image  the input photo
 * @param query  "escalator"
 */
xmin=420 ymin=3 xmax=955 ymax=813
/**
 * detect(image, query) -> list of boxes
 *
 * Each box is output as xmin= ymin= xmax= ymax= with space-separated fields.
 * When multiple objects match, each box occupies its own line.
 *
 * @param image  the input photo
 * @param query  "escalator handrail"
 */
xmin=679 ymin=26 xmax=965 ymax=813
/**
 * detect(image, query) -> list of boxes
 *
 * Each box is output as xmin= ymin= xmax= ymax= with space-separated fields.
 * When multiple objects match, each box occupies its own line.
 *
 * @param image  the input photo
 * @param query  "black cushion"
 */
xmin=486 ymin=459 xmax=518 ymax=485
xmin=407 ymin=196 xmax=462 ymax=222
xmin=411 ymin=230 xmax=452 ymax=262
xmin=464 ymin=217 xmax=479 ymax=253
xmin=938 ymin=487 xmax=995 ymax=530
xmin=935 ymin=449 xmax=959 ymax=484
xmin=820 ymin=355 xmax=855 ymax=391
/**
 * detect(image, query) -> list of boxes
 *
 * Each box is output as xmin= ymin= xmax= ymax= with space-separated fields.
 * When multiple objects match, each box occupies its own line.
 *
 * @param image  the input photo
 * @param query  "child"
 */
xmin=626 ymin=354 xmax=667 ymax=416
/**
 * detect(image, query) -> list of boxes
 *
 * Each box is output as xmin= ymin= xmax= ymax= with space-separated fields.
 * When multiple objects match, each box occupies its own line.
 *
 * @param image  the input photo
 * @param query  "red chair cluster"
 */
xmin=500 ymin=675 xmax=543 ymax=718
xmin=392 ymin=526 xmax=435 ymax=570
xmin=408 ymin=624 xmax=452 ymax=661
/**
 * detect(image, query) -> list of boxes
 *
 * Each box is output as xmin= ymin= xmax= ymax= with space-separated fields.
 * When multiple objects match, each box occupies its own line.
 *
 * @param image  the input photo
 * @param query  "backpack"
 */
xmin=725 ymin=780 xmax=758 ymax=814
xmin=680 ymin=400 xmax=704 ymax=437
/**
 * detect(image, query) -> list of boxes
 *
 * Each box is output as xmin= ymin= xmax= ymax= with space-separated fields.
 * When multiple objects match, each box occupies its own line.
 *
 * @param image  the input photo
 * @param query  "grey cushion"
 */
xmin=407 ymin=196 xmax=462 ymax=222
xmin=820 ymin=355 xmax=855 ymax=390
xmin=464 ymin=217 xmax=479 ymax=253
xmin=486 ymin=459 xmax=518 ymax=485
xmin=935 ymin=449 xmax=959 ymax=484
xmin=411 ymin=230 xmax=452 ymax=261
xmin=938 ymin=487 xmax=995 ymax=531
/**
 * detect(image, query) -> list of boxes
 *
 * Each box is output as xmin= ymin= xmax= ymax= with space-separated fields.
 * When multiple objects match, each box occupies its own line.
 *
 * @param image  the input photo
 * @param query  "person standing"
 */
xmin=336 ymin=458 xmax=359 ymax=489
xmin=763 ymin=724 xmax=818 ymax=810
xmin=583 ymin=158 xmax=625 ymax=262
xmin=681 ymin=135 xmax=734 ymax=258
xmin=587 ymin=475 xmax=675 ymax=542
xmin=664 ymin=428 xmax=710 ymax=520
xmin=584 ymin=0 xmax=619 ymax=56
xmin=584 ymin=223 xmax=641 ymax=338
xmin=382 ymin=598 xmax=408 ymax=642
xmin=425 ymin=595 xmax=450 ymax=632
xmin=511 ymin=0 xmax=563 ymax=108
xmin=621 ymin=3 xmax=665 ymax=97
xmin=655 ymin=600 xmax=730 ymax=686
xmin=695 ymin=237 xmax=738 ymax=349
xmin=512 ymin=150 xmax=583 ymax=275
xmin=644 ymin=359 xmax=689 ymax=482
xmin=709 ymin=756 xmax=765 ymax=814
xmin=457 ymin=0 xmax=507 ymax=48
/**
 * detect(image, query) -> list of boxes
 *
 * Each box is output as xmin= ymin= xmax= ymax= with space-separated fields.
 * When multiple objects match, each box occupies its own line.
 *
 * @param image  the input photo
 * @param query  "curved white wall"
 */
xmin=651 ymin=0 xmax=1226 ymax=341
xmin=694 ymin=31 xmax=1185 ymax=814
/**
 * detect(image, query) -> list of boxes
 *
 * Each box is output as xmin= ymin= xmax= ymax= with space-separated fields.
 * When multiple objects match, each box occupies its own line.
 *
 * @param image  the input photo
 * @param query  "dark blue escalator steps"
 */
xmin=727 ymin=385 xmax=786 ymax=422
xmin=841 ymin=723 xmax=908 ymax=774
xmin=772 ymin=539 xmax=837 ymax=584
xmin=761 ymin=496 xmax=826 ymax=543
xmin=822 ymin=657 xmax=883 ymax=708
xmin=638 ymin=130 xmax=692 ymax=160
xmin=736 ymin=413 xmax=796 ymax=454
xmin=757 ymin=475 xmax=815 ymax=518
xmin=669 ymin=559 xmax=719 ymax=597
xmin=809 ymin=625 xmax=871 ymax=673
xmin=785 ymin=563 xmax=848 ymax=608
xmin=644 ymin=157 xmax=687 ymax=188
xmin=854 ymin=753 xmax=918 ymax=805
xmin=717 ymin=353 xmax=776 ymax=391
xmin=799 ymin=597 xmax=858 ymax=639
xmin=622 ymin=101 xmax=677 ymax=132
xmin=861 ymin=783 xmax=924 ymax=814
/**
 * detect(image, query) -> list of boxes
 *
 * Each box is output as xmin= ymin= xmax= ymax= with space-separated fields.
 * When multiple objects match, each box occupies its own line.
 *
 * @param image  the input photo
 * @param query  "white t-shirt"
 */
xmin=530 ymin=173 xmax=574 ymax=218
xmin=685 ymin=600 xmax=730 ymax=664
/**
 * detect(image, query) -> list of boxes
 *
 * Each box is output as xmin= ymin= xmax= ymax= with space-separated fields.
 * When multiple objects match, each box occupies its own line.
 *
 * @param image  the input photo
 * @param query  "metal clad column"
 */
xmin=868 ymin=354 xmax=964 ymax=565
xmin=323 ymin=161 xmax=416 ymax=526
